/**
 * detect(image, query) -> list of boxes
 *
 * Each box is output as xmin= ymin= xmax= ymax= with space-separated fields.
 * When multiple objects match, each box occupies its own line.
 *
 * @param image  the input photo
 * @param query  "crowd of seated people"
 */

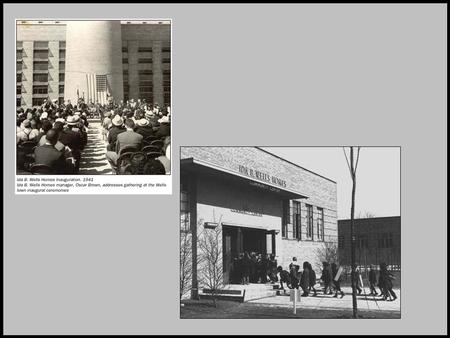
xmin=16 ymin=97 xmax=171 ymax=175
xmin=102 ymin=99 xmax=171 ymax=175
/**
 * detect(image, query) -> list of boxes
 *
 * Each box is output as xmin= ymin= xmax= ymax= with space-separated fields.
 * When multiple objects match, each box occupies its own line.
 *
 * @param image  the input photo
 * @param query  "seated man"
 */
xmin=34 ymin=129 xmax=73 ymax=174
xmin=107 ymin=115 xmax=125 ymax=151
xmin=135 ymin=118 xmax=155 ymax=138
xmin=58 ymin=116 xmax=86 ymax=172
xmin=106 ymin=118 xmax=143 ymax=173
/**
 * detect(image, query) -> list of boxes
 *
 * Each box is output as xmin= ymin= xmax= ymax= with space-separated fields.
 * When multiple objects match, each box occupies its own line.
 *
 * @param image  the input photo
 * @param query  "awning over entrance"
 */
xmin=181 ymin=158 xmax=309 ymax=200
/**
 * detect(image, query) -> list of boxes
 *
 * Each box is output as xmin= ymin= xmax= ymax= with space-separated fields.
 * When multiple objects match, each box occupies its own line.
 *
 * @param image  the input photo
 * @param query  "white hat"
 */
xmin=66 ymin=116 xmax=79 ymax=125
xmin=55 ymin=118 xmax=65 ymax=123
xmin=136 ymin=118 xmax=149 ymax=127
xmin=112 ymin=115 xmax=124 ymax=126
xmin=40 ymin=112 xmax=48 ymax=119
xmin=52 ymin=99 xmax=58 ymax=103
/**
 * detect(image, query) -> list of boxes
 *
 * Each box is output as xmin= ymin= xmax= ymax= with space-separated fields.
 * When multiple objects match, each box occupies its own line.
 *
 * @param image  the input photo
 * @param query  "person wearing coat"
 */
xmin=241 ymin=252 xmax=251 ymax=285
xmin=308 ymin=262 xmax=318 ymax=296
xmin=321 ymin=261 xmax=333 ymax=295
xmin=331 ymin=262 xmax=345 ymax=298
xmin=378 ymin=262 xmax=397 ymax=301
xmin=277 ymin=266 xmax=291 ymax=290
xmin=300 ymin=261 xmax=310 ymax=296
xmin=368 ymin=265 xmax=378 ymax=296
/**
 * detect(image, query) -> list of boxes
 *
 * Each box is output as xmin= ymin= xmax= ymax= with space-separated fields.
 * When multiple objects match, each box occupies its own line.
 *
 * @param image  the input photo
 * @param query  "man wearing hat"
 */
xmin=107 ymin=115 xmax=125 ymax=151
xmin=155 ymin=115 xmax=171 ymax=138
xmin=34 ymin=129 xmax=70 ymax=174
xmin=59 ymin=115 xmax=86 ymax=172
xmin=135 ymin=118 xmax=155 ymax=138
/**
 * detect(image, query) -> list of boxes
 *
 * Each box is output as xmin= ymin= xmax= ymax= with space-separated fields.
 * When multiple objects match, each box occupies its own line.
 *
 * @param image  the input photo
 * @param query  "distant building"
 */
xmin=338 ymin=216 xmax=400 ymax=267
xmin=16 ymin=20 xmax=171 ymax=107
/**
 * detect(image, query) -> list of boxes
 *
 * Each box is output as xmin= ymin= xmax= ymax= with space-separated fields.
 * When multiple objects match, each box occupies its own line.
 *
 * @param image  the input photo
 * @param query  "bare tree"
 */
xmin=197 ymin=216 xmax=223 ymax=308
xmin=343 ymin=146 xmax=361 ymax=319
xmin=180 ymin=230 xmax=193 ymax=299
xmin=356 ymin=211 xmax=376 ymax=219
xmin=314 ymin=240 xmax=339 ymax=271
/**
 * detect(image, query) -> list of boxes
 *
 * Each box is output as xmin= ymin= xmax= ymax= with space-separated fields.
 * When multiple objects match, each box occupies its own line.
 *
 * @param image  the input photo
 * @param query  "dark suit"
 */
xmin=59 ymin=128 xmax=85 ymax=171
xmin=107 ymin=126 xmax=125 ymax=151
xmin=155 ymin=123 xmax=170 ymax=138
xmin=34 ymin=144 xmax=66 ymax=174
xmin=135 ymin=126 xmax=155 ymax=139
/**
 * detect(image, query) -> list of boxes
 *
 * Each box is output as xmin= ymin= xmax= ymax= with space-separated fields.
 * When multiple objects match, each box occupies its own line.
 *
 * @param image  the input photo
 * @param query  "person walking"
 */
xmin=331 ymin=262 xmax=345 ymax=298
xmin=352 ymin=264 xmax=363 ymax=295
xmin=321 ymin=262 xmax=333 ymax=295
xmin=368 ymin=265 xmax=378 ymax=296
xmin=379 ymin=262 xmax=397 ymax=301
xmin=308 ymin=262 xmax=318 ymax=296
xmin=300 ymin=261 xmax=310 ymax=297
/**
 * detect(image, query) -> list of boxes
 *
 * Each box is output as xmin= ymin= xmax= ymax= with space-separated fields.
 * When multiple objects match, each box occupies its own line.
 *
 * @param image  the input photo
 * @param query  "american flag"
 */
xmin=85 ymin=74 xmax=109 ymax=104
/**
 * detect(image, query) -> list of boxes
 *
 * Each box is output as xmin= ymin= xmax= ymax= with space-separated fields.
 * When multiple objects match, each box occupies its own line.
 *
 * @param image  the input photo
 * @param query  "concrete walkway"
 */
xmin=248 ymin=286 xmax=400 ymax=313
xmin=78 ymin=120 xmax=113 ymax=175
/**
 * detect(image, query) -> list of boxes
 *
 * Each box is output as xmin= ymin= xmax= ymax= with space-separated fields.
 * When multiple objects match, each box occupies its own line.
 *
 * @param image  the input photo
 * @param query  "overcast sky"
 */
xmin=261 ymin=147 xmax=400 ymax=220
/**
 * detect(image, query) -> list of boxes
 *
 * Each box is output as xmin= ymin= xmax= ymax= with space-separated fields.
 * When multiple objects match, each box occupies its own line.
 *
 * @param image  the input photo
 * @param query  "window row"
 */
xmin=338 ymin=232 xmax=395 ymax=249
xmin=282 ymin=201 xmax=324 ymax=241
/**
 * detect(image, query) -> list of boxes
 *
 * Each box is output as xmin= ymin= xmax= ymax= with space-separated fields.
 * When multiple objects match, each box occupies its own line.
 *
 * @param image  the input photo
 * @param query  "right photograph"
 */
xmin=180 ymin=146 xmax=400 ymax=319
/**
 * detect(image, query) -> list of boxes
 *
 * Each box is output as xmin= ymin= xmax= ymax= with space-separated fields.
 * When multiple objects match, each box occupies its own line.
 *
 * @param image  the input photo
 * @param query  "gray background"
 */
xmin=4 ymin=3 xmax=447 ymax=335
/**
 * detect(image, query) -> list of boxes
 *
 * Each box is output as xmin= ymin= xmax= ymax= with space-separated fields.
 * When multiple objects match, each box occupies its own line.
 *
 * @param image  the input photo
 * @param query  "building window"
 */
xmin=139 ymin=81 xmax=152 ymax=87
xmin=162 ymin=47 xmax=171 ymax=53
xmin=59 ymin=50 xmax=66 ymax=59
xmin=164 ymin=93 xmax=170 ymax=105
xmin=162 ymin=58 xmax=170 ymax=64
xmin=32 ymin=98 xmax=45 ymax=106
xmin=33 ymin=61 xmax=48 ymax=70
xmin=59 ymin=61 xmax=65 ymax=70
xmin=33 ymin=73 xmax=48 ymax=82
xmin=138 ymin=58 xmax=152 ymax=64
xmin=122 ymin=47 xmax=128 ymax=53
xmin=17 ymin=86 xmax=21 ymax=95
xmin=16 ymin=98 xmax=22 ymax=107
xmin=138 ymin=47 xmax=152 ymax=52
xmin=281 ymin=200 xmax=289 ymax=238
xmin=59 ymin=41 xmax=66 ymax=49
xmin=139 ymin=86 xmax=153 ymax=93
xmin=34 ymin=41 xmax=49 ymax=49
xmin=338 ymin=235 xmax=345 ymax=249
xmin=17 ymin=50 xmax=23 ymax=59
xmin=377 ymin=233 xmax=393 ymax=249
xmin=58 ymin=97 xmax=64 ymax=105
xmin=59 ymin=85 xmax=64 ymax=94
xmin=306 ymin=204 xmax=313 ymax=240
xmin=358 ymin=234 xmax=369 ymax=249
xmin=33 ymin=85 xmax=48 ymax=94
xmin=33 ymin=50 xmax=48 ymax=59
xmin=17 ymin=73 xmax=22 ymax=83
xmin=317 ymin=207 xmax=324 ymax=241
xmin=17 ymin=41 xmax=23 ymax=48
xmin=17 ymin=62 xmax=22 ymax=71
xmin=59 ymin=73 xmax=65 ymax=82
xmin=122 ymin=58 xmax=128 ymax=64
xmin=292 ymin=201 xmax=301 ymax=240
xmin=180 ymin=178 xmax=190 ymax=232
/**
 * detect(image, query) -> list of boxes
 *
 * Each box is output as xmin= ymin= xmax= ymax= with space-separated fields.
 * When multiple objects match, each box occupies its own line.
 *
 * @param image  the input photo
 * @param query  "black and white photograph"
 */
xmin=15 ymin=20 xmax=171 ymax=176
xmin=180 ymin=146 xmax=401 ymax=319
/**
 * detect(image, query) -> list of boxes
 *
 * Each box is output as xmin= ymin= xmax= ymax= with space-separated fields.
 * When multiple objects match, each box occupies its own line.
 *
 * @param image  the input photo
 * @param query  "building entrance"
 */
xmin=222 ymin=225 xmax=276 ymax=284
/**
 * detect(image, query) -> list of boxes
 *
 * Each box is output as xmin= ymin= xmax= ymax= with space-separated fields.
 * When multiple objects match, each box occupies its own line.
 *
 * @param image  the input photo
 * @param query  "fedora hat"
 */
xmin=112 ymin=115 xmax=124 ymax=126
xmin=136 ymin=118 xmax=149 ymax=127
xmin=66 ymin=116 xmax=79 ymax=125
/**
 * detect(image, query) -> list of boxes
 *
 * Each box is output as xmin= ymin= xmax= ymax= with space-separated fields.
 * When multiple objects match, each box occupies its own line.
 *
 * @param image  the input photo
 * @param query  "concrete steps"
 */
xmin=199 ymin=283 xmax=279 ymax=303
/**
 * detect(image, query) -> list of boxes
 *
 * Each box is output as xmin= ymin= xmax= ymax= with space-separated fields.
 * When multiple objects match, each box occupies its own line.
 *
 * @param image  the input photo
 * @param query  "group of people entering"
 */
xmin=228 ymin=253 xmax=398 ymax=302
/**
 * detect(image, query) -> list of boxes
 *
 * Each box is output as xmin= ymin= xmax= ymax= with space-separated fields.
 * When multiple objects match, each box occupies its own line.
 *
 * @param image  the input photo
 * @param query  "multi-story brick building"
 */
xmin=338 ymin=216 xmax=401 ymax=268
xmin=16 ymin=20 xmax=171 ymax=108
xmin=180 ymin=147 xmax=338 ymax=298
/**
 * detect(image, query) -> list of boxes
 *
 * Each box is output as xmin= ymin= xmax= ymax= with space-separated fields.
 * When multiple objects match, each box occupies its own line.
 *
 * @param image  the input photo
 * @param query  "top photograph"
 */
xmin=15 ymin=20 xmax=172 ymax=175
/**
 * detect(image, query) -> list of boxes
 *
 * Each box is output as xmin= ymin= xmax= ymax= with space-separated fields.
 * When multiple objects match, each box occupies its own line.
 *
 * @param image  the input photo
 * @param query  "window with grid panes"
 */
xmin=33 ymin=85 xmax=48 ymax=94
xmin=59 ymin=73 xmax=65 ymax=82
xmin=180 ymin=176 xmax=190 ymax=232
xmin=306 ymin=204 xmax=313 ymax=239
xmin=293 ymin=201 xmax=301 ymax=240
xmin=281 ymin=200 xmax=289 ymax=238
xmin=33 ymin=73 xmax=48 ymax=82
xmin=317 ymin=207 xmax=324 ymax=241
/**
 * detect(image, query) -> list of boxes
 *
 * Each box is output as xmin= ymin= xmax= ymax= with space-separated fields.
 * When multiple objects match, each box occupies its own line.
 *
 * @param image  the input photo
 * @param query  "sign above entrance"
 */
xmin=238 ymin=165 xmax=287 ymax=188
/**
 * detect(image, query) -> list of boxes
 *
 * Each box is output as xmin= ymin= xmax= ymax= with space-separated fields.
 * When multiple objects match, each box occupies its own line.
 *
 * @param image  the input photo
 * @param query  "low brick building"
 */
xmin=338 ymin=216 xmax=401 ymax=268
xmin=180 ymin=147 xmax=338 ymax=299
